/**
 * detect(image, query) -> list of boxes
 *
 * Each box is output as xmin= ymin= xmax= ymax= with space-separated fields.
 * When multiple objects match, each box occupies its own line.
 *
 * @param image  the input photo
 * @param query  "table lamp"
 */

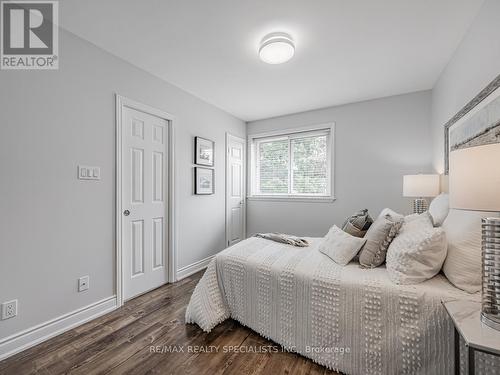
xmin=403 ymin=174 xmax=440 ymax=214
xmin=449 ymin=143 xmax=500 ymax=331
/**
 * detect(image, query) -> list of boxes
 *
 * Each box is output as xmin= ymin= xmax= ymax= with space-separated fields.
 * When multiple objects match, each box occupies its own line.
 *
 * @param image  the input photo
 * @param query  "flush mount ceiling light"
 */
xmin=259 ymin=32 xmax=295 ymax=64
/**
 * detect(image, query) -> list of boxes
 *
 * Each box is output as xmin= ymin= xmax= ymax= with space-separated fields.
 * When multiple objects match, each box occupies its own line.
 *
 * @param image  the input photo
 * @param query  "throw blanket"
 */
xmin=186 ymin=238 xmax=498 ymax=375
xmin=255 ymin=232 xmax=309 ymax=247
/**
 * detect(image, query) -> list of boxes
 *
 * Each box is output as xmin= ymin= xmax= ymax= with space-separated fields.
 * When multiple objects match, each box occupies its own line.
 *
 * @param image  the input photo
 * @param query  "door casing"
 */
xmin=115 ymin=94 xmax=176 ymax=307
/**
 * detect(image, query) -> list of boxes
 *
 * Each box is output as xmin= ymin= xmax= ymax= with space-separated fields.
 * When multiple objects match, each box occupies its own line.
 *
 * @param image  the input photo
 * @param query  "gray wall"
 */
xmin=431 ymin=0 xmax=500 ymax=173
xmin=246 ymin=91 xmax=433 ymax=237
xmin=0 ymin=30 xmax=245 ymax=338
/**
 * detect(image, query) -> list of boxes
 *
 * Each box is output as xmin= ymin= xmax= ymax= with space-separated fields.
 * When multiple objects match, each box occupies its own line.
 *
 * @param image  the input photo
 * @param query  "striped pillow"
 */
xmin=341 ymin=209 xmax=373 ymax=238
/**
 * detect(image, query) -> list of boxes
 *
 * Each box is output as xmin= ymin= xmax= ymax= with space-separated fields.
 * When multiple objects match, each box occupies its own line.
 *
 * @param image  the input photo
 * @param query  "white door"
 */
xmin=226 ymin=134 xmax=246 ymax=247
xmin=122 ymin=106 xmax=169 ymax=300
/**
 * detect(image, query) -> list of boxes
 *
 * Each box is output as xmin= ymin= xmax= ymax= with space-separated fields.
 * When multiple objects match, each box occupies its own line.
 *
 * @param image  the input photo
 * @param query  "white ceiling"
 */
xmin=60 ymin=0 xmax=484 ymax=121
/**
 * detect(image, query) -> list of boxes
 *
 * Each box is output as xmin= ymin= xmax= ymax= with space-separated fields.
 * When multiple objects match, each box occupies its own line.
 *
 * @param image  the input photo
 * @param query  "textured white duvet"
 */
xmin=185 ymin=237 xmax=493 ymax=375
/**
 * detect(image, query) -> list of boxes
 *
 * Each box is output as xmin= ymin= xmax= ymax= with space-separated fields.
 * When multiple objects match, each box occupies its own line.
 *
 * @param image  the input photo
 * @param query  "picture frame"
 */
xmin=195 ymin=167 xmax=215 ymax=195
xmin=195 ymin=136 xmax=215 ymax=167
xmin=444 ymin=75 xmax=500 ymax=174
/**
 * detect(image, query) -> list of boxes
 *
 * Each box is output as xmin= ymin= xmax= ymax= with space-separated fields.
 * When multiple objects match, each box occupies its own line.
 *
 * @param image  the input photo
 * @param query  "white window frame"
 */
xmin=247 ymin=123 xmax=335 ymax=203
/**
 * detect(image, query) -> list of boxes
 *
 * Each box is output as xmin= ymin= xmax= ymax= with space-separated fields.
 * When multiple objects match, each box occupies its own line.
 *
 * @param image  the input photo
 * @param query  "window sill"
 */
xmin=246 ymin=195 xmax=336 ymax=203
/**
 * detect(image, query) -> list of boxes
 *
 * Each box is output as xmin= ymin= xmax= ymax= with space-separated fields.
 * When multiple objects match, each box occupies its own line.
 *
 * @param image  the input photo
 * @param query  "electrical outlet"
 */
xmin=78 ymin=276 xmax=90 ymax=292
xmin=1 ymin=300 xmax=18 ymax=320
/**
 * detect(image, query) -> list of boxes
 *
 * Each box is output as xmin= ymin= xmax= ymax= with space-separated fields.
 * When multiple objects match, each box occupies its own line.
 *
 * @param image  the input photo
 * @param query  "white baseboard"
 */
xmin=176 ymin=255 xmax=213 ymax=281
xmin=0 ymin=256 xmax=212 ymax=361
xmin=0 ymin=296 xmax=117 ymax=361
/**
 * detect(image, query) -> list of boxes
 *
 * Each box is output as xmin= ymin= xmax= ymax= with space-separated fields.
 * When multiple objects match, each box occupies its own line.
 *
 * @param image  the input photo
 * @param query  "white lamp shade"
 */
xmin=449 ymin=143 xmax=500 ymax=211
xmin=403 ymin=174 xmax=440 ymax=197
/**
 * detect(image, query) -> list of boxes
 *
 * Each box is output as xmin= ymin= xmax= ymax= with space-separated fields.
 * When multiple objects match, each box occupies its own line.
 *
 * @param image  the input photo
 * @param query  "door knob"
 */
xmin=123 ymin=210 xmax=130 ymax=216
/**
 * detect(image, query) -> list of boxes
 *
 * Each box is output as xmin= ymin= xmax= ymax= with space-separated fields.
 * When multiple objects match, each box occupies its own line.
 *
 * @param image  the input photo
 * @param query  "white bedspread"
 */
xmin=185 ymin=237 xmax=490 ymax=375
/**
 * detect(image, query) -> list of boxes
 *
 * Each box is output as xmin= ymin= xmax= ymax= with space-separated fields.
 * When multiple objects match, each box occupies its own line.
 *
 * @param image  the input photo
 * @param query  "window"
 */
xmin=249 ymin=125 xmax=334 ymax=201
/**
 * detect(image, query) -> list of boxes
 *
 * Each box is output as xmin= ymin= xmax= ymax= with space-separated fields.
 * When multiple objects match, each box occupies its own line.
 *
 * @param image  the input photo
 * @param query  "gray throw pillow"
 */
xmin=358 ymin=215 xmax=403 ymax=268
xmin=342 ymin=209 xmax=373 ymax=238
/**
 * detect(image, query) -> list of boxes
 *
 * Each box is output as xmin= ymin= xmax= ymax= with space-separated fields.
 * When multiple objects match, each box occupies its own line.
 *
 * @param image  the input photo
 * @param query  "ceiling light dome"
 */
xmin=259 ymin=32 xmax=295 ymax=64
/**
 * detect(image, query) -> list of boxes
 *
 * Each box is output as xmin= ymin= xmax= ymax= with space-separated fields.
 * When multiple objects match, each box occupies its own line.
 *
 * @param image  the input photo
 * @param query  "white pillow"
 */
xmin=378 ymin=208 xmax=404 ymax=221
xmin=404 ymin=212 xmax=426 ymax=223
xmin=386 ymin=214 xmax=447 ymax=285
xmin=318 ymin=225 xmax=367 ymax=266
xmin=429 ymin=193 xmax=449 ymax=227
xmin=442 ymin=209 xmax=499 ymax=293
xmin=378 ymin=208 xmax=429 ymax=224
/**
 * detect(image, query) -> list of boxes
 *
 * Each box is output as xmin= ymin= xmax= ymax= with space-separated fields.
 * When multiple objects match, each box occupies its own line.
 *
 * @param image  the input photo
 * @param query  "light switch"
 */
xmin=78 ymin=165 xmax=101 ymax=180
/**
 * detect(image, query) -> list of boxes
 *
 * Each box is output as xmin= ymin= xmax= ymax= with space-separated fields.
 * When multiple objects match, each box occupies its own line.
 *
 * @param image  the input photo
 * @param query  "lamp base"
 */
xmin=482 ymin=217 xmax=500 ymax=332
xmin=413 ymin=198 xmax=428 ymax=214
xmin=481 ymin=312 xmax=500 ymax=331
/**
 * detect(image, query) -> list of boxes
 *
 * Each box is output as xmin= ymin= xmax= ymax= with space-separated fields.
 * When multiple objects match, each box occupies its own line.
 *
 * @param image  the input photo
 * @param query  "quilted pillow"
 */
xmin=319 ymin=225 xmax=367 ymax=266
xmin=386 ymin=214 xmax=447 ymax=285
xmin=358 ymin=215 xmax=403 ymax=268
xmin=429 ymin=193 xmax=449 ymax=227
xmin=442 ymin=209 xmax=500 ymax=293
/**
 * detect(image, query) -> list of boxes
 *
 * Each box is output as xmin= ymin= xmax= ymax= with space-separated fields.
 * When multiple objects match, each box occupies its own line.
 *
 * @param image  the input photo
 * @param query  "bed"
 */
xmin=185 ymin=237 xmax=488 ymax=375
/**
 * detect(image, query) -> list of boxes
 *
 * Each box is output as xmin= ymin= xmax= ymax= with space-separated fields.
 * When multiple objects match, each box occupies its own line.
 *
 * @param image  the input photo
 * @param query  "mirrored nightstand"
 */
xmin=443 ymin=300 xmax=500 ymax=375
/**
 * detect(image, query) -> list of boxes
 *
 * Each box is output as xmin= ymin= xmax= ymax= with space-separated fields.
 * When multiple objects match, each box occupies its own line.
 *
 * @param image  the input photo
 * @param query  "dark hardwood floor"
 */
xmin=0 ymin=271 xmax=340 ymax=375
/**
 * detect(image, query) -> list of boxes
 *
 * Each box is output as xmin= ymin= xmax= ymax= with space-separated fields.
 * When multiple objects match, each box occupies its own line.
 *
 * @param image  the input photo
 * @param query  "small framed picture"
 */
xmin=195 ymin=136 xmax=214 ymax=166
xmin=195 ymin=167 xmax=215 ymax=195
